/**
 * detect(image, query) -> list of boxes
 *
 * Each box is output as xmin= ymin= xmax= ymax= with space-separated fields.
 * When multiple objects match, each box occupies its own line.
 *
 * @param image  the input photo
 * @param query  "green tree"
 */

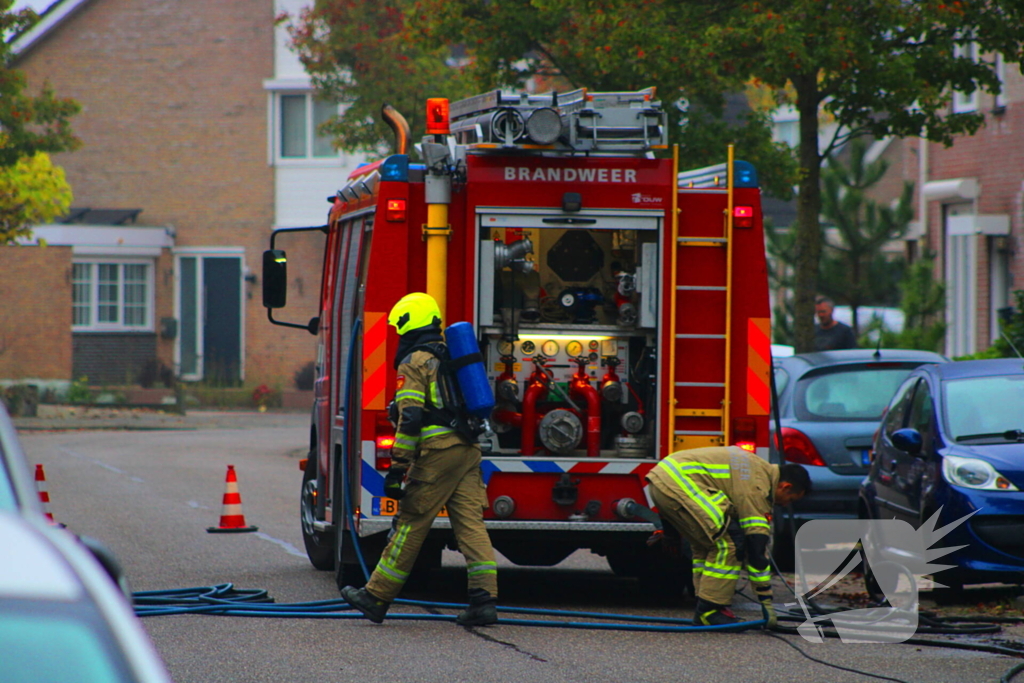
xmin=765 ymin=216 xmax=799 ymax=345
xmin=0 ymin=152 xmax=73 ymax=243
xmin=958 ymin=289 xmax=1024 ymax=359
xmin=2 ymin=2 xmax=80 ymax=243
xmin=280 ymin=0 xmax=481 ymax=155
xmin=879 ymin=255 xmax=946 ymax=352
xmin=411 ymin=0 xmax=1023 ymax=352
xmin=285 ymin=0 xmax=798 ymax=196
xmin=818 ymin=139 xmax=913 ymax=335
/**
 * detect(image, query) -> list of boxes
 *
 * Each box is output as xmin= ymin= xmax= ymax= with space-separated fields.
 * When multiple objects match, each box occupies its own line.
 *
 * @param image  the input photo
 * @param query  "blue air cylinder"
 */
xmin=444 ymin=322 xmax=496 ymax=419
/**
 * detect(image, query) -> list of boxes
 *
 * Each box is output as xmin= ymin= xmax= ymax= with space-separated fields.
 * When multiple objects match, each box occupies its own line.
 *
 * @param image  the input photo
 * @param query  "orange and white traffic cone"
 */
xmin=206 ymin=464 xmax=258 ymax=533
xmin=35 ymin=464 xmax=55 ymax=523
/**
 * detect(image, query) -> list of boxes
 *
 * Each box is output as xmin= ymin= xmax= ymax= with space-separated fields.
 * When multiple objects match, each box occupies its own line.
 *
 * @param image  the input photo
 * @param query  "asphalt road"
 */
xmin=16 ymin=413 xmax=1024 ymax=683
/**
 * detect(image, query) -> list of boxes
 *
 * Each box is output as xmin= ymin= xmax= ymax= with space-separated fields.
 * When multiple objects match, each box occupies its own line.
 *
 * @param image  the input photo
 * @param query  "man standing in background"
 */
xmin=814 ymin=295 xmax=857 ymax=351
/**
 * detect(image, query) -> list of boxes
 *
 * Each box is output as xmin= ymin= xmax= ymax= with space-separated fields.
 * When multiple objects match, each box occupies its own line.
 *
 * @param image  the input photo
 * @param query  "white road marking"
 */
xmin=254 ymin=531 xmax=307 ymax=558
xmin=59 ymin=446 xmax=144 ymax=482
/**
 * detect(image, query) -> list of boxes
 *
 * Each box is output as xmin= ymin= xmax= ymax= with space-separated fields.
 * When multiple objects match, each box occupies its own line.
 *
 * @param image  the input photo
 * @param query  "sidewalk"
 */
xmin=12 ymin=405 xmax=309 ymax=432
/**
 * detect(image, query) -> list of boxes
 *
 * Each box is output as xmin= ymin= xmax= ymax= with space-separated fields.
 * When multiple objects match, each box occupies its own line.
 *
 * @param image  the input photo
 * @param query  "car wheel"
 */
xmin=300 ymin=454 xmax=335 ymax=571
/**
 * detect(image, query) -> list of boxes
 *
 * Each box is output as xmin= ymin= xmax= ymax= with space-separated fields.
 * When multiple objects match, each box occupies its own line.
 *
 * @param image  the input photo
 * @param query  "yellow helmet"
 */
xmin=388 ymin=292 xmax=442 ymax=335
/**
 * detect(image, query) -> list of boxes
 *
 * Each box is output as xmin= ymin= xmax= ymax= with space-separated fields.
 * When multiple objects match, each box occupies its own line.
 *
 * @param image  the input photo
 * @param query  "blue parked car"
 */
xmin=770 ymin=349 xmax=949 ymax=567
xmin=861 ymin=358 xmax=1024 ymax=589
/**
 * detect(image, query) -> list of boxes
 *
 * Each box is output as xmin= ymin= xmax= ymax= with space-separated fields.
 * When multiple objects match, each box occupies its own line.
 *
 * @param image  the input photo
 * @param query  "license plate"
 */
xmin=371 ymin=497 xmax=448 ymax=517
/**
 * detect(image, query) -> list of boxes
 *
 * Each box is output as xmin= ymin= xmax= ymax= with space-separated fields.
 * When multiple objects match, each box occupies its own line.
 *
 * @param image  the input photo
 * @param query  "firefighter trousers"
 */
xmin=365 ymin=442 xmax=498 ymax=603
xmin=649 ymin=483 xmax=741 ymax=606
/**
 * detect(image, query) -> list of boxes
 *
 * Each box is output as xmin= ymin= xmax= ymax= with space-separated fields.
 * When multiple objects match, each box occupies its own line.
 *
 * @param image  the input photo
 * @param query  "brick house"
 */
xmin=2 ymin=0 xmax=365 ymax=389
xmin=768 ymin=55 xmax=1024 ymax=355
xmin=905 ymin=54 xmax=1024 ymax=357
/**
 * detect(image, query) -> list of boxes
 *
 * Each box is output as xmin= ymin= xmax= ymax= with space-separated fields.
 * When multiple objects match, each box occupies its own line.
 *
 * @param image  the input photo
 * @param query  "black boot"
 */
xmin=456 ymin=588 xmax=498 ymax=626
xmin=342 ymin=586 xmax=390 ymax=624
xmin=694 ymin=597 xmax=740 ymax=626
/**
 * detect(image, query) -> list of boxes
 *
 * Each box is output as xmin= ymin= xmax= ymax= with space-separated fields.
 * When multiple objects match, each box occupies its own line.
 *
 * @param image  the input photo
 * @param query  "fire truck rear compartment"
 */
xmin=480 ymin=221 xmax=659 ymax=460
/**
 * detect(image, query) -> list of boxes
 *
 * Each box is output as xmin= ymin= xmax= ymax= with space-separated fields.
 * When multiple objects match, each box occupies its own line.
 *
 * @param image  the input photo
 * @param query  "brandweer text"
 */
xmin=504 ymin=167 xmax=638 ymax=183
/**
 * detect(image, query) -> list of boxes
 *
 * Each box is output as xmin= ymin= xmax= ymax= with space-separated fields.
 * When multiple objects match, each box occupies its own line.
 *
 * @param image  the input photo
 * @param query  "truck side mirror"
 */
xmin=263 ymin=249 xmax=288 ymax=309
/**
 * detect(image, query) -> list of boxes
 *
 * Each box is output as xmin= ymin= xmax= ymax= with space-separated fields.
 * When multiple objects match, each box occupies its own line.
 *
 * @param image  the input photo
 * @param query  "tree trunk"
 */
xmin=792 ymin=73 xmax=822 ymax=354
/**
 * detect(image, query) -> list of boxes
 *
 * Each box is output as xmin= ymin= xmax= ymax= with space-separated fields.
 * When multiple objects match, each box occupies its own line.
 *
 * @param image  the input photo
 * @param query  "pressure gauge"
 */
xmin=521 ymin=340 xmax=536 ymax=355
xmin=497 ymin=340 xmax=515 ymax=355
xmin=542 ymin=340 xmax=560 ymax=357
xmin=588 ymin=340 xmax=599 ymax=351
xmin=560 ymin=291 xmax=576 ymax=308
xmin=566 ymin=340 xmax=583 ymax=357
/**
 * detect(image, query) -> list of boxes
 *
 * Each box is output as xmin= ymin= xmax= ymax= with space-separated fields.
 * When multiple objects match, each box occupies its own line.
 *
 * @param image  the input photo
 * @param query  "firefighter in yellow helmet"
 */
xmin=645 ymin=447 xmax=810 ymax=627
xmin=342 ymin=293 xmax=499 ymax=625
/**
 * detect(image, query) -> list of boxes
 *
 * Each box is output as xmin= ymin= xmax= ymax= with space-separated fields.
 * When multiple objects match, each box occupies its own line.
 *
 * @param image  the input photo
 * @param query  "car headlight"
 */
xmin=942 ymin=455 xmax=1019 ymax=491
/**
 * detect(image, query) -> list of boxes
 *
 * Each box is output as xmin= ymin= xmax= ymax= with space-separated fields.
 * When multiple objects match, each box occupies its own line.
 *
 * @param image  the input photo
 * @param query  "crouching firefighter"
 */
xmin=342 ymin=293 xmax=499 ymax=626
xmin=645 ymin=447 xmax=810 ymax=627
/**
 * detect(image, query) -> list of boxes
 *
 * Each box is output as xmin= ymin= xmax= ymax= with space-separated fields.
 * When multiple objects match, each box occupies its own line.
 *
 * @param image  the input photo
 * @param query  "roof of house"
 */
xmin=60 ymin=208 xmax=143 ymax=225
xmin=7 ymin=0 xmax=92 ymax=58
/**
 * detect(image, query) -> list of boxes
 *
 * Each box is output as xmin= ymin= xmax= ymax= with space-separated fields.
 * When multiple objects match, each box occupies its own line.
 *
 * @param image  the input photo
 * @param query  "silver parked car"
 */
xmin=0 ymin=399 xmax=47 ymax=517
xmin=771 ymin=349 xmax=949 ymax=564
xmin=0 ymin=512 xmax=173 ymax=683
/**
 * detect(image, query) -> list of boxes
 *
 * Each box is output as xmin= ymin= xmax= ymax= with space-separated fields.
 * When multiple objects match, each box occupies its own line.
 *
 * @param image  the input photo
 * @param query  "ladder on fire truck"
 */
xmin=669 ymin=146 xmax=743 ymax=452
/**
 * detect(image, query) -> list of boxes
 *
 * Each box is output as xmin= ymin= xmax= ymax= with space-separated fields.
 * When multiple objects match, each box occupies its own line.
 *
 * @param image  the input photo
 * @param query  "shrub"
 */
xmin=137 ymin=359 xmax=175 ymax=388
xmin=67 ymin=376 xmax=92 ymax=404
xmin=294 ymin=361 xmax=315 ymax=391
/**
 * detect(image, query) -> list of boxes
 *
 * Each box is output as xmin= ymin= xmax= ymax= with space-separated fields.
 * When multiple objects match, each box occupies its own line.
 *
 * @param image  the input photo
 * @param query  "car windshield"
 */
xmin=0 ymin=602 xmax=134 ymax=683
xmin=795 ymin=366 xmax=919 ymax=421
xmin=944 ymin=375 xmax=1024 ymax=441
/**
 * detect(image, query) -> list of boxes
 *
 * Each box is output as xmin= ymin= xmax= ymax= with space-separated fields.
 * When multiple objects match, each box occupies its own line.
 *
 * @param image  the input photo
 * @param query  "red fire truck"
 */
xmin=263 ymin=87 xmax=772 ymax=589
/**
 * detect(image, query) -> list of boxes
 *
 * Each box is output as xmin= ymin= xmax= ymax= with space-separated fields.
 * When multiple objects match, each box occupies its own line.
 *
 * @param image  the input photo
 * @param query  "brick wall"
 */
xmin=897 ymin=58 xmax=1024 ymax=352
xmin=14 ymin=0 xmax=317 ymax=387
xmin=72 ymin=332 xmax=158 ymax=385
xmin=0 ymin=245 xmax=72 ymax=379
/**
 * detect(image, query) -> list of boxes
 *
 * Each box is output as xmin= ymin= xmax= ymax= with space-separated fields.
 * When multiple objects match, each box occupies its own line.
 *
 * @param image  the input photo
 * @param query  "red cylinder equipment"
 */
xmin=520 ymin=358 xmax=551 ymax=456
xmin=569 ymin=357 xmax=602 ymax=458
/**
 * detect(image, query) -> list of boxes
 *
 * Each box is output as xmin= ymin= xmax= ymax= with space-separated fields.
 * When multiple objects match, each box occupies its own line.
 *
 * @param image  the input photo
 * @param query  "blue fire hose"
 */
xmin=133 ymin=318 xmax=766 ymax=633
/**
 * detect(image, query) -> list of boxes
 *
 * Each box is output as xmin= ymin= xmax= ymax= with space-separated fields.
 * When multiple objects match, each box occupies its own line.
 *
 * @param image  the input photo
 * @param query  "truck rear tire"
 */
xmin=334 ymin=527 xmax=385 ymax=592
xmin=300 ymin=455 xmax=335 ymax=571
xmin=608 ymin=542 xmax=693 ymax=602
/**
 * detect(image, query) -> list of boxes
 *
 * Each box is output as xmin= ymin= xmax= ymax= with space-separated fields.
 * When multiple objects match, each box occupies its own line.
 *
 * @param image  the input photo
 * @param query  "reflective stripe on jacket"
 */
xmin=646 ymin=446 xmax=779 ymax=543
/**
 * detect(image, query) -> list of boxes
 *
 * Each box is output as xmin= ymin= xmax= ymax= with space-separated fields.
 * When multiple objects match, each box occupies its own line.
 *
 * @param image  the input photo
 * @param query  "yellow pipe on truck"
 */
xmin=424 ymin=204 xmax=449 ymax=317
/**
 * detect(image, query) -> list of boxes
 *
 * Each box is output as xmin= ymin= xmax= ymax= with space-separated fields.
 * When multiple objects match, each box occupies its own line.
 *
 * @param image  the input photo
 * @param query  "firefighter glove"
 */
xmin=757 ymin=591 xmax=777 ymax=629
xmin=383 ymin=467 xmax=407 ymax=500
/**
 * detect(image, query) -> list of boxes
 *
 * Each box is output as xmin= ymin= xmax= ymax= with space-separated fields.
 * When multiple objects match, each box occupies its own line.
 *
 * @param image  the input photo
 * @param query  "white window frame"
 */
xmin=994 ymin=53 xmax=1007 ymax=109
xmin=952 ymin=42 xmax=979 ymax=114
xmin=71 ymin=258 xmax=155 ymax=332
xmin=944 ymin=203 xmax=977 ymax=357
xmin=270 ymin=90 xmax=343 ymax=166
xmin=771 ymin=105 xmax=799 ymax=148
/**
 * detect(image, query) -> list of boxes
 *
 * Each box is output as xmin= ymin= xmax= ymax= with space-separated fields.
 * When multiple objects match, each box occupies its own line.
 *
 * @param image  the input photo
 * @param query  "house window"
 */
xmin=278 ymin=93 xmax=339 ymax=160
xmin=952 ymin=43 xmax=979 ymax=114
xmin=72 ymin=261 xmax=154 ymax=331
xmin=771 ymin=106 xmax=800 ymax=148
